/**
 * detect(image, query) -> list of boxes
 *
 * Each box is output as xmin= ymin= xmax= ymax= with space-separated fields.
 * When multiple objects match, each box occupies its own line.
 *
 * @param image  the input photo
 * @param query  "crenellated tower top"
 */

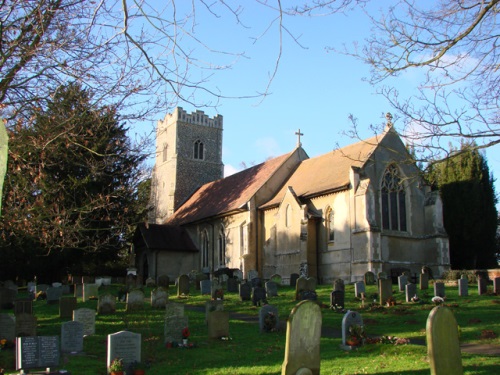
xmin=164 ymin=107 xmax=223 ymax=129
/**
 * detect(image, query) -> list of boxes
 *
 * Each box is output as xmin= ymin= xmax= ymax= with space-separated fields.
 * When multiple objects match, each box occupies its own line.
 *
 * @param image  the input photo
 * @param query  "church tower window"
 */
xmin=194 ymin=140 xmax=204 ymax=160
xmin=326 ymin=207 xmax=334 ymax=241
xmin=381 ymin=164 xmax=407 ymax=231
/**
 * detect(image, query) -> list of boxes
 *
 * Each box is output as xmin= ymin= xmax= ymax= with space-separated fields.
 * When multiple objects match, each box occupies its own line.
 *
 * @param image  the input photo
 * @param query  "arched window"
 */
xmin=381 ymin=164 xmax=407 ymax=231
xmin=285 ymin=204 xmax=292 ymax=228
xmin=326 ymin=207 xmax=334 ymax=241
xmin=218 ymin=228 xmax=226 ymax=267
xmin=201 ymin=230 xmax=209 ymax=268
xmin=194 ymin=140 xmax=204 ymax=160
xmin=240 ymin=222 xmax=248 ymax=256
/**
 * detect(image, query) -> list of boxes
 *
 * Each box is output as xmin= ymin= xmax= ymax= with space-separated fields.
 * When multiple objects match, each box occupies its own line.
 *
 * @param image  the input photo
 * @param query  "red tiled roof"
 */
xmin=165 ymin=152 xmax=294 ymax=225
xmin=261 ymin=134 xmax=382 ymax=208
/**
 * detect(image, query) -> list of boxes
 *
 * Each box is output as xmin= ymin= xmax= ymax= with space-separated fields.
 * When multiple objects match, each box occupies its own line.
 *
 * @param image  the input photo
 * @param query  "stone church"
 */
xmin=133 ymin=107 xmax=450 ymax=284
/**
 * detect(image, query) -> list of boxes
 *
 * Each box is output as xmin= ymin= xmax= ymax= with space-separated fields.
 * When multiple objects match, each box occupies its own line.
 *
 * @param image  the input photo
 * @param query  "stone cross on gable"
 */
xmin=295 ymin=129 xmax=304 ymax=147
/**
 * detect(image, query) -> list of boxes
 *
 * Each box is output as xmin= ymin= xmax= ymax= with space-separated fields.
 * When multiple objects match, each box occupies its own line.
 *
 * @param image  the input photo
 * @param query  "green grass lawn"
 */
xmin=1 ymin=282 xmax=499 ymax=374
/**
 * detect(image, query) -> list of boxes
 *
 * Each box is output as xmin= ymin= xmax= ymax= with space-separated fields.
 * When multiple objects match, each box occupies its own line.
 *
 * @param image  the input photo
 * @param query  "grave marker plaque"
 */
xmin=73 ymin=308 xmax=96 ymax=336
xmin=107 ymin=331 xmax=141 ymax=371
xmin=16 ymin=336 xmax=60 ymax=370
xmin=61 ymin=321 xmax=84 ymax=353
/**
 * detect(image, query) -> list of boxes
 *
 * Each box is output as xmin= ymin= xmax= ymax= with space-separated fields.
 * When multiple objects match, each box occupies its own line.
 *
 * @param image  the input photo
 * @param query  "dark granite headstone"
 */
xmin=252 ymin=286 xmax=267 ymax=306
xmin=259 ymin=304 xmax=279 ymax=333
xmin=59 ymin=296 xmax=77 ymax=318
xmin=16 ymin=336 xmax=60 ymax=370
xmin=226 ymin=278 xmax=238 ymax=293
xmin=61 ymin=320 xmax=84 ymax=353
xmin=239 ymin=283 xmax=251 ymax=301
xmin=330 ymin=290 xmax=345 ymax=309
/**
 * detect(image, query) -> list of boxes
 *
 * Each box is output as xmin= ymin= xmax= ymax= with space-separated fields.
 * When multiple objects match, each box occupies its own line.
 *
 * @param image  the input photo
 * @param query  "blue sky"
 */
xmin=133 ymin=1 xmax=500 ymax=197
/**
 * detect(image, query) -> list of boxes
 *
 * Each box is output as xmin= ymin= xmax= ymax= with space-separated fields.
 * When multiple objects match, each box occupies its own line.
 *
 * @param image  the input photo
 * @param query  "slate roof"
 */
xmin=260 ymin=133 xmax=382 ymax=208
xmin=134 ymin=223 xmax=198 ymax=252
xmin=165 ymin=151 xmax=295 ymax=225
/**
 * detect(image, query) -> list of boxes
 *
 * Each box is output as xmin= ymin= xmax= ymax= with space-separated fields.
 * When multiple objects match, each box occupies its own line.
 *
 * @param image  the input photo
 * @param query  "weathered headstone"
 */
xmin=259 ymin=304 xmax=279 ymax=333
xmin=73 ymin=308 xmax=96 ymax=336
xmin=354 ymin=281 xmax=365 ymax=298
xmin=426 ymin=306 xmax=463 ymax=375
xmin=478 ymin=277 xmax=488 ymax=295
xmin=494 ymin=277 xmax=500 ymax=294
xmin=458 ymin=276 xmax=468 ymax=297
xmin=83 ymin=283 xmax=99 ymax=302
xmin=364 ymin=271 xmax=375 ymax=285
xmin=233 ymin=269 xmax=243 ymax=282
xmin=405 ymin=283 xmax=417 ymax=302
xmin=46 ymin=286 xmax=63 ymax=305
xmin=226 ymin=278 xmax=238 ymax=293
xmin=14 ymin=298 xmax=33 ymax=316
xmin=126 ymin=289 xmax=145 ymax=311
xmin=74 ymin=284 xmax=83 ymax=298
xmin=165 ymin=302 xmax=184 ymax=318
xmin=59 ymin=296 xmax=77 ymax=318
xmin=205 ymin=300 xmax=224 ymax=324
xmin=164 ymin=315 xmax=189 ymax=344
xmin=61 ymin=320 xmax=84 ymax=353
xmin=151 ymin=287 xmax=168 ymax=309
xmin=200 ymin=279 xmax=211 ymax=295
xmin=341 ymin=310 xmax=364 ymax=348
xmin=281 ymin=300 xmax=322 ymax=375
xmin=379 ymin=278 xmax=392 ymax=305
xmin=330 ymin=290 xmax=345 ymax=309
xmin=420 ymin=272 xmax=429 ymax=290
xmin=377 ymin=272 xmax=388 ymax=280
xmin=98 ymin=294 xmax=116 ymax=315
xmin=333 ymin=278 xmax=345 ymax=292
xmin=107 ymin=331 xmax=141 ymax=371
xmin=434 ymin=282 xmax=446 ymax=298
xmin=252 ymin=286 xmax=268 ymax=306
xmin=265 ymin=281 xmax=278 ymax=297
xmin=239 ymin=283 xmax=251 ymax=301
xmin=207 ymin=310 xmax=230 ymax=339
xmin=15 ymin=313 xmax=37 ymax=337
xmin=177 ymin=274 xmax=190 ymax=296
xmin=247 ymin=270 xmax=259 ymax=284
xmin=0 ymin=313 xmax=15 ymax=341
xmin=398 ymin=275 xmax=408 ymax=292
xmin=270 ymin=274 xmax=282 ymax=285
xmin=290 ymin=273 xmax=300 ymax=288
xmin=296 ymin=277 xmax=317 ymax=301
xmin=145 ymin=277 xmax=156 ymax=287
xmin=157 ymin=274 xmax=170 ymax=288
xmin=16 ymin=336 xmax=60 ymax=371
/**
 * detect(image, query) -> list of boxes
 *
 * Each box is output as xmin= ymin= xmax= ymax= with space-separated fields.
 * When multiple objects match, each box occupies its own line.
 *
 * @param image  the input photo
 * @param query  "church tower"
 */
xmin=150 ymin=107 xmax=224 ymax=224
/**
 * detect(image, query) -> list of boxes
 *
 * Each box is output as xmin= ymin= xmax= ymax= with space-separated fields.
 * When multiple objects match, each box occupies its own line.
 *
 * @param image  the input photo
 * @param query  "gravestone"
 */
xmin=330 ymin=290 xmax=345 ymax=309
xmin=61 ymin=285 xmax=71 ymax=295
xmin=74 ymin=284 xmax=83 ymax=298
xmin=14 ymin=298 xmax=33 ymax=316
xmin=398 ymin=275 xmax=408 ymax=292
xmin=251 ymin=277 xmax=262 ymax=288
xmin=405 ymin=283 xmax=417 ymax=302
xmin=83 ymin=283 xmax=99 ymax=302
xmin=494 ymin=277 xmax=500 ymax=294
xmin=426 ymin=306 xmax=463 ymax=375
xmin=200 ymin=279 xmax=211 ymax=295
xmin=164 ymin=315 xmax=189 ymax=343
xmin=239 ymin=283 xmax=251 ymax=301
xmin=98 ymin=294 xmax=116 ymax=315
xmin=247 ymin=270 xmax=259 ymax=284
xmin=165 ymin=302 xmax=185 ymax=318
xmin=157 ymin=274 xmax=170 ymax=288
xmin=296 ymin=277 xmax=317 ymax=301
xmin=377 ymin=272 xmax=388 ymax=280
xmin=205 ymin=300 xmax=224 ymax=324
xmin=0 ymin=313 xmax=15 ymax=341
xmin=458 ymin=276 xmax=468 ymax=297
xmin=420 ymin=272 xmax=429 ymax=290
xmin=73 ymin=308 xmax=96 ymax=336
xmin=46 ymin=287 xmax=63 ymax=305
xmin=15 ymin=313 xmax=37 ymax=337
xmin=434 ymin=282 xmax=446 ymax=298
xmin=145 ymin=277 xmax=156 ymax=287
xmin=379 ymin=278 xmax=393 ymax=305
xmin=0 ymin=286 xmax=16 ymax=309
xmin=265 ymin=281 xmax=278 ymax=297
xmin=478 ymin=277 xmax=488 ymax=295
xmin=333 ymin=278 xmax=345 ymax=292
xmin=107 ymin=331 xmax=141 ymax=371
xmin=16 ymin=336 xmax=60 ymax=371
xmin=289 ymin=273 xmax=300 ymax=288
xmin=252 ymin=286 xmax=268 ymax=306
xmin=341 ymin=310 xmax=364 ymax=348
xmin=126 ymin=289 xmax=145 ymax=311
xmin=354 ymin=281 xmax=365 ymax=298
xmin=59 ymin=296 xmax=77 ymax=318
xmin=226 ymin=278 xmax=239 ymax=293
xmin=177 ymin=274 xmax=190 ymax=296
xmin=61 ymin=320 xmax=84 ymax=353
xmin=207 ymin=310 xmax=230 ymax=339
xmin=364 ymin=271 xmax=375 ymax=285
xmin=151 ymin=287 xmax=168 ymax=309
xmin=270 ymin=274 xmax=282 ymax=285
xmin=281 ymin=300 xmax=322 ymax=375
xmin=233 ymin=269 xmax=243 ymax=282
xmin=259 ymin=304 xmax=279 ymax=333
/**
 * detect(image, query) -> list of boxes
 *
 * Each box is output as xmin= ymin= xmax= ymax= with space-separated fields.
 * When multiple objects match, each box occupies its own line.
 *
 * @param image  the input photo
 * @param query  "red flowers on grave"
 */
xmin=182 ymin=327 xmax=190 ymax=339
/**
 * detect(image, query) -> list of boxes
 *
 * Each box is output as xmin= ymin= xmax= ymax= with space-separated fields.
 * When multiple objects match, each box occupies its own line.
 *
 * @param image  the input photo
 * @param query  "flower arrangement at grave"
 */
xmin=109 ymin=357 xmax=124 ymax=374
xmin=0 ymin=339 xmax=14 ymax=350
xmin=263 ymin=311 xmax=277 ymax=332
xmin=385 ymin=296 xmax=396 ymax=307
xmin=182 ymin=327 xmax=190 ymax=339
xmin=214 ymin=288 xmax=224 ymax=300
xmin=346 ymin=324 xmax=365 ymax=347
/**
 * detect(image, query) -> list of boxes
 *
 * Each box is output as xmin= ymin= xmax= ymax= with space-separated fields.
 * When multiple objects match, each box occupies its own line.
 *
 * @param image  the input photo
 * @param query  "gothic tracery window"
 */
xmin=194 ymin=140 xmax=204 ymax=160
xmin=381 ymin=164 xmax=407 ymax=231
